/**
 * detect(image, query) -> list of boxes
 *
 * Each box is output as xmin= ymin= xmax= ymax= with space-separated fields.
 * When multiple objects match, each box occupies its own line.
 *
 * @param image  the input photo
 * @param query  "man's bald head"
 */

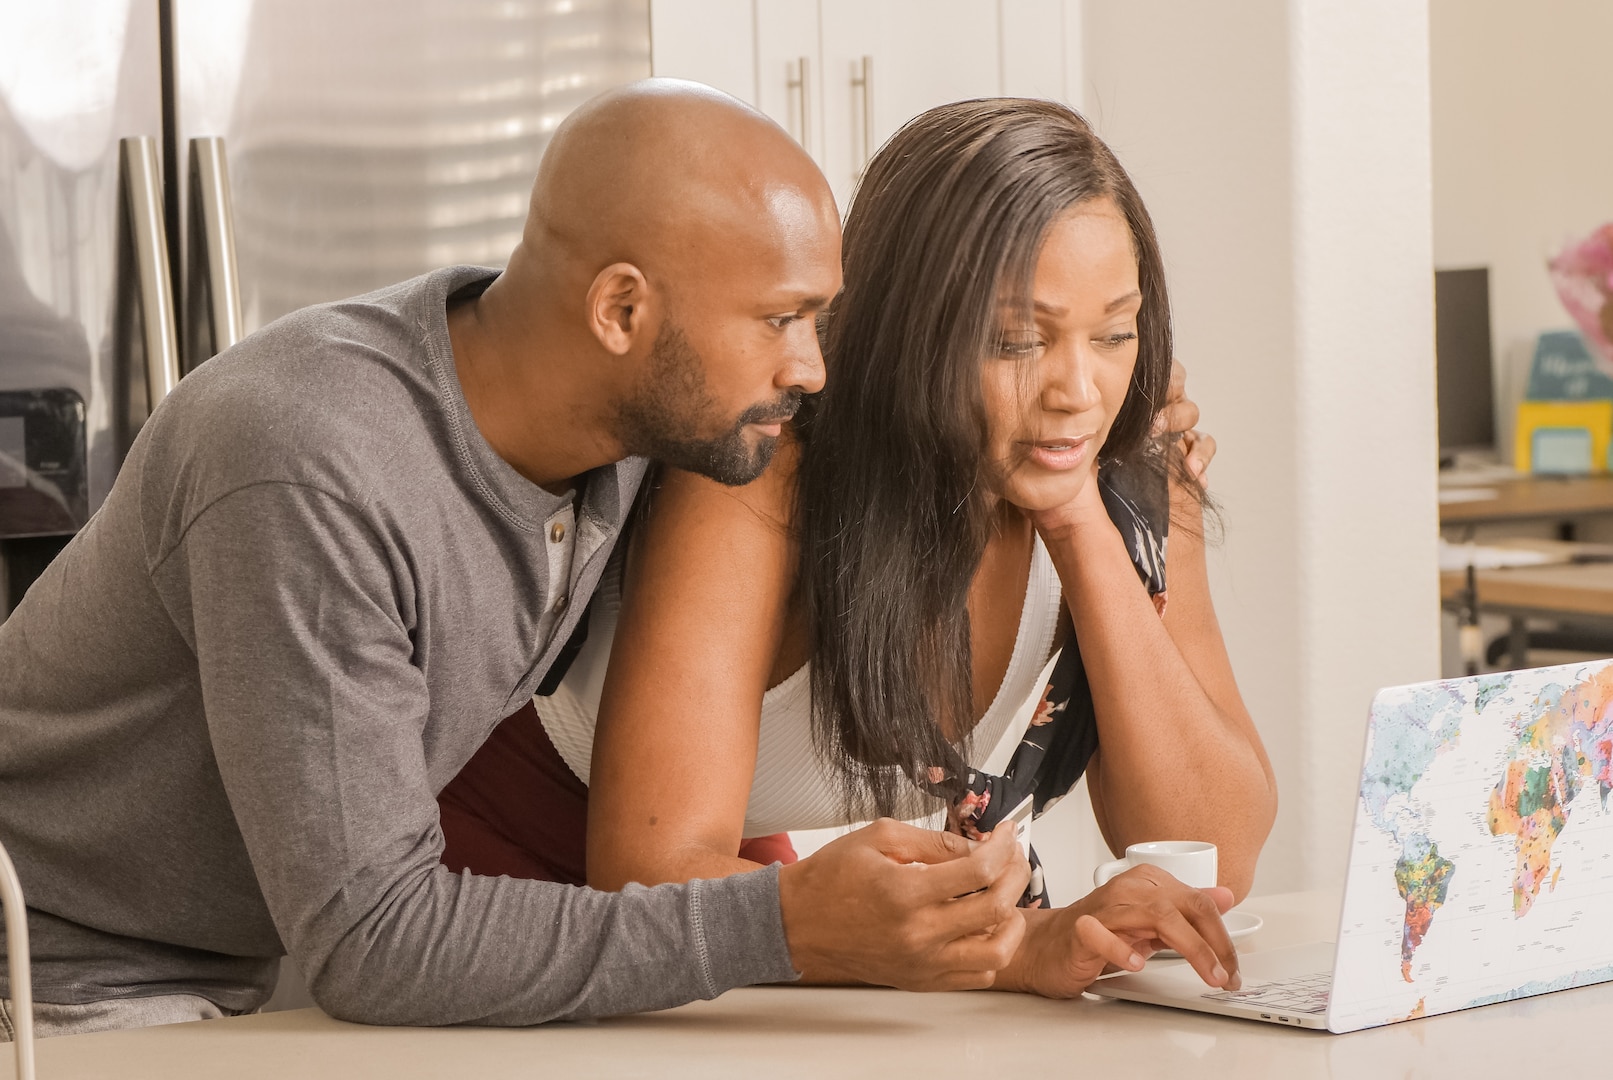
xmin=520 ymin=78 xmax=836 ymax=299
xmin=455 ymin=80 xmax=842 ymax=491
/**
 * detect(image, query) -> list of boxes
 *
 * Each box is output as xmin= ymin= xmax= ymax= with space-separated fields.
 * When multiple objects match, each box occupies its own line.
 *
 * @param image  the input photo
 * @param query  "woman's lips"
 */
xmin=1024 ymin=436 xmax=1092 ymax=471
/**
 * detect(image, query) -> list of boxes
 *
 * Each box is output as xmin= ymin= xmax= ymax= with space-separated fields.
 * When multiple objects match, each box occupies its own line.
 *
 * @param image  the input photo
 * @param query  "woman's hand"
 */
xmin=1156 ymin=358 xmax=1217 ymax=482
xmin=1003 ymin=865 xmax=1242 ymax=999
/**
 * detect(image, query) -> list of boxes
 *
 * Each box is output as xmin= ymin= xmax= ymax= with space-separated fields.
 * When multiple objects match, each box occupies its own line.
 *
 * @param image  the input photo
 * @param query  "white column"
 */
xmin=1081 ymin=0 xmax=1440 ymax=893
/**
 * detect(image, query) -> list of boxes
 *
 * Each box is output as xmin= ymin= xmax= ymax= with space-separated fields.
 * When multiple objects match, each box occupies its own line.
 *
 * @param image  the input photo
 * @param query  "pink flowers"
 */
xmin=1550 ymin=224 xmax=1613 ymax=369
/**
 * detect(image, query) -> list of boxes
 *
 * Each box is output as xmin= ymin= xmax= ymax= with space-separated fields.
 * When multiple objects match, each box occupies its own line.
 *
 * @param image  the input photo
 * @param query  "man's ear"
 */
xmin=586 ymin=262 xmax=651 ymax=356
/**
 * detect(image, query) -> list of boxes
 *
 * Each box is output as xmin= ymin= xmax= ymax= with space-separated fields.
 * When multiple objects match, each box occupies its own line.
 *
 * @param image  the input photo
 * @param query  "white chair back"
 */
xmin=0 ymin=838 xmax=34 ymax=1080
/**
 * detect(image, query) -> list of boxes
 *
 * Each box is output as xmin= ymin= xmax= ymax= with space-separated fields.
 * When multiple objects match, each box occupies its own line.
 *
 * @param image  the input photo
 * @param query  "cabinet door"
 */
xmin=754 ymin=1 xmax=824 ymax=159
xmin=650 ymin=0 xmax=758 ymax=105
xmin=819 ymin=0 xmax=1003 ymax=211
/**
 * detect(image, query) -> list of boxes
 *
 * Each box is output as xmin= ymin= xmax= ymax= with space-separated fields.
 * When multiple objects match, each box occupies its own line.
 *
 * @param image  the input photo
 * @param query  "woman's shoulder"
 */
xmin=643 ymin=426 xmax=801 ymax=537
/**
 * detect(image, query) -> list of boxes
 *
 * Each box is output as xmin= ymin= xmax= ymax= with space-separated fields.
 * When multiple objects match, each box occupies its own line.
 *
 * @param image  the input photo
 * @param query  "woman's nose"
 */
xmin=1040 ymin=344 xmax=1101 ymax=413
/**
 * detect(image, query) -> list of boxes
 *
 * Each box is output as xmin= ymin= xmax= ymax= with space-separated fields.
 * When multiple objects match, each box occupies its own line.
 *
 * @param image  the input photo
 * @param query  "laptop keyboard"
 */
xmin=1202 ymin=971 xmax=1332 ymax=1015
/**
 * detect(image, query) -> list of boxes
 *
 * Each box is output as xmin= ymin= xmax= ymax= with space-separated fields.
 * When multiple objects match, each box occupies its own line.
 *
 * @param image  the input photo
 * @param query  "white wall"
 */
xmin=1081 ymin=0 xmax=1441 ymax=893
xmin=653 ymin=0 xmax=1444 ymax=897
xmin=1430 ymin=0 xmax=1613 ymax=461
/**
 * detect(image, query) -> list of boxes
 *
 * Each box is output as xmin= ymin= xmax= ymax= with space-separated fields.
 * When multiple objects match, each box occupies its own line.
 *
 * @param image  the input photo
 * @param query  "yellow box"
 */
xmin=1514 ymin=399 xmax=1613 ymax=474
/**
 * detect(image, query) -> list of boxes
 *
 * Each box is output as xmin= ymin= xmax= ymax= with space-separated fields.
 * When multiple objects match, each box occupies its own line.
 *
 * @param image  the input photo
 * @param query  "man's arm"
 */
xmin=158 ymin=481 xmax=1030 ymax=1024
xmin=158 ymin=481 xmax=796 ymax=1025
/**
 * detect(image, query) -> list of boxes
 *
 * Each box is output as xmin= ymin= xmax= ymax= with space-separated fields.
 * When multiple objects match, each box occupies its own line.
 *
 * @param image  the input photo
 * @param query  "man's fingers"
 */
xmin=931 ymin=909 xmax=1027 ymax=974
xmin=905 ymin=826 xmax=1025 ymax=903
xmin=863 ymin=818 xmax=973 ymax=866
xmin=925 ymin=845 xmax=1030 ymax=935
xmin=1205 ymin=885 xmax=1236 ymax=915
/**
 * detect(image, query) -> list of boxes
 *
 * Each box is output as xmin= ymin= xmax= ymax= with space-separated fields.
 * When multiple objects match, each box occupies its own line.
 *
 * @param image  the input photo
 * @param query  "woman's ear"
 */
xmin=586 ymin=262 xmax=651 ymax=355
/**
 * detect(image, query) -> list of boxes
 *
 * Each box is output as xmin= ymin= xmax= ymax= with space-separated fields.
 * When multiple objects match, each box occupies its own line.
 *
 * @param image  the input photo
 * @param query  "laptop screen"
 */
xmin=1330 ymin=660 xmax=1613 ymax=1033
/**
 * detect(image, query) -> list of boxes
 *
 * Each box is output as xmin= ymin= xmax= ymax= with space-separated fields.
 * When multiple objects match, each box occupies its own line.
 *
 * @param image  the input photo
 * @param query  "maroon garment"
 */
xmin=439 ymin=700 xmax=797 ymax=884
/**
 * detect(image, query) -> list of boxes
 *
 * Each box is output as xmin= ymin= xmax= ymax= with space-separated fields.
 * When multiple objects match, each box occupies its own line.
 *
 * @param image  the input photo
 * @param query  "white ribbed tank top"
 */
xmin=540 ymin=536 xmax=1064 ymax=837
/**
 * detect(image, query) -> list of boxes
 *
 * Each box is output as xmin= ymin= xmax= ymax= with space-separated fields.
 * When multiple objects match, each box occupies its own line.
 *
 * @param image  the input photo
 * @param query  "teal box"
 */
xmin=1525 ymin=331 xmax=1613 ymax=401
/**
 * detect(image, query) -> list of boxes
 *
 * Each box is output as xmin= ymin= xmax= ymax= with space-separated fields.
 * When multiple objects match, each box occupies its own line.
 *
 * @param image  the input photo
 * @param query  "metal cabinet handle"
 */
xmin=186 ymin=137 xmax=244 ymax=369
xmin=787 ymin=56 xmax=812 ymax=151
xmin=1 ymin=838 xmax=35 ymax=1080
xmin=119 ymin=137 xmax=181 ymax=411
xmin=851 ymin=55 xmax=874 ymax=178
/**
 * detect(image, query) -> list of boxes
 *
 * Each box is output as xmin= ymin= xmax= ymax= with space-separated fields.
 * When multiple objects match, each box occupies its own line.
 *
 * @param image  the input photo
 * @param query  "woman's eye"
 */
xmin=995 ymin=337 xmax=1042 ymax=358
xmin=767 ymin=314 xmax=800 ymax=330
xmin=1097 ymin=331 xmax=1138 ymax=351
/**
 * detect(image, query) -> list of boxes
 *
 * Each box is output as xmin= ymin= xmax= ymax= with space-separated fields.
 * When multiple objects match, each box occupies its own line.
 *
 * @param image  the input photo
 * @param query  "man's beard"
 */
xmin=613 ymin=320 xmax=801 ymax=486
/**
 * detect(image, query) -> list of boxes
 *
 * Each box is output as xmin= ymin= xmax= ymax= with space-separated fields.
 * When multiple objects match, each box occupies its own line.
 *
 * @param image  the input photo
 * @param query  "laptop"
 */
xmin=1088 ymin=659 xmax=1613 ymax=1033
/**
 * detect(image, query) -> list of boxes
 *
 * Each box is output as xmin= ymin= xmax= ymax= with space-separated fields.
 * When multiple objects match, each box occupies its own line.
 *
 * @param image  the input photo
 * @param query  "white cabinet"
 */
xmin=651 ymin=0 xmax=1083 ymax=213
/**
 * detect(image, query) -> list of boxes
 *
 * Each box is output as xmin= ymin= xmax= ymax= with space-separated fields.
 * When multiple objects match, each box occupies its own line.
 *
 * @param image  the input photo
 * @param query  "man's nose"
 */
xmin=781 ymin=325 xmax=827 ymax=395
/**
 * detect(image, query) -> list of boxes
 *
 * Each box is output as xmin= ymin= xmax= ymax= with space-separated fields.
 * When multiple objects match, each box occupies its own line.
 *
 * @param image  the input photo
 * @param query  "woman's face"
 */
xmin=980 ymin=197 xmax=1142 ymax=513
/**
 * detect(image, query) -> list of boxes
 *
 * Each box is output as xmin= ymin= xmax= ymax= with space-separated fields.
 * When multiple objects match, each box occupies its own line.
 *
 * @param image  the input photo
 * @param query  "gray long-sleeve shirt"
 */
xmin=0 ymin=266 xmax=798 ymax=1024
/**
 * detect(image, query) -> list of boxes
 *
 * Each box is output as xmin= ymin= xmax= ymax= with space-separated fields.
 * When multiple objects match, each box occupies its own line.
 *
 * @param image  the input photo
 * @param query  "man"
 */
xmin=0 ymin=80 xmax=1030 ymax=1038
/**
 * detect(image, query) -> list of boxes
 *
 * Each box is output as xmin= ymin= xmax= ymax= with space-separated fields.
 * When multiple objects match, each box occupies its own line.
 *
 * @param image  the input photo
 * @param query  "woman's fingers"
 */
xmin=1073 ymin=912 xmax=1145 ymax=973
xmin=1146 ymin=894 xmax=1241 ymax=991
xmin=1082 ymin=867 xmax=1242 ymax=990
xmin=1181 ymin=429 xmax=1217 ymax=479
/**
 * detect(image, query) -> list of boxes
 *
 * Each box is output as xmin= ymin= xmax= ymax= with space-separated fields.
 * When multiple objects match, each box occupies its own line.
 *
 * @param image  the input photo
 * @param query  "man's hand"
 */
xmin=776 ymin=820 xmax=1031 ymax=991
xmin=1154 ymin=359 xmax=1217 ymax=482
xmin=1002 ymin=864 xmax=1241 ymax=999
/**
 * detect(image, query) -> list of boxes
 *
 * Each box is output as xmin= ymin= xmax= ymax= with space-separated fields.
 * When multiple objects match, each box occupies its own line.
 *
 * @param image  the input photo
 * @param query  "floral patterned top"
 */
xmin=924 ymin=456 xmax=1171 ymax=907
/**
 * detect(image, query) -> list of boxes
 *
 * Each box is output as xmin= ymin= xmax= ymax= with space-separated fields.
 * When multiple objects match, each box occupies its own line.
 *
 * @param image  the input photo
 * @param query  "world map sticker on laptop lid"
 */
xmin=1329 ymin=661 xmax=1613 ymax=1033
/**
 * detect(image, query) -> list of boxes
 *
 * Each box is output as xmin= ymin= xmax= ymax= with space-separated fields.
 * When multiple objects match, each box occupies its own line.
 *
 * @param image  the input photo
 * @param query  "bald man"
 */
xmin=0 ymin=81 xmax=1028 ymax=1039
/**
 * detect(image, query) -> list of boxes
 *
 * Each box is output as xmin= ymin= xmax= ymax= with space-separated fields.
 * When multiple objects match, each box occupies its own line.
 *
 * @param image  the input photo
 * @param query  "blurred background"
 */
xmin=3 ymin=0 xmax=1611 ymax=911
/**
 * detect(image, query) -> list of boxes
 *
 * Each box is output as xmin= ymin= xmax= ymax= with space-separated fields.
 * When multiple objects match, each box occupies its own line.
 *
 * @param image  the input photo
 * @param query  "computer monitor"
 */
xmin=1434 ymin=267 xmax=1496 ymax=460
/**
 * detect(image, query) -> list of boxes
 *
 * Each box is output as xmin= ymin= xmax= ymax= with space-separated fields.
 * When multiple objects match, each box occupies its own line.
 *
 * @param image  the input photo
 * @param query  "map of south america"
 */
xmin=1357 ymin=683 xmax=1471 ymax=978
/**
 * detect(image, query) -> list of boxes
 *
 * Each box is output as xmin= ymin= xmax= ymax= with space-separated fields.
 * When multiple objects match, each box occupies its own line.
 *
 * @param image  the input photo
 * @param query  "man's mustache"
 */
xmin=739 ymin=391 xmax=804 ymax=426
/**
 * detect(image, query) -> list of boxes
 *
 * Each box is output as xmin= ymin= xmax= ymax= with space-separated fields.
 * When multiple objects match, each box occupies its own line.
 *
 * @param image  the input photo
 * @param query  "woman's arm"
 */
xmin=1038 ymin=466 xmax=1277 ymax=901
xmin=585 ymin=449 xmax=799 ymax=892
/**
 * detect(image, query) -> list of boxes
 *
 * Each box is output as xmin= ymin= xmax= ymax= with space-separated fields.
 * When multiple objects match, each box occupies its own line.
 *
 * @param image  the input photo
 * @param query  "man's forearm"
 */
xmin=298 ymin=863 xmax=799 ymax=1027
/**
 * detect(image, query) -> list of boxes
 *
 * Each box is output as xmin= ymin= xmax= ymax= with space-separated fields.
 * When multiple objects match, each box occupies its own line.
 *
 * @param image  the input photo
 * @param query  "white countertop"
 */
xmin=6 ymin=890 xmax=1609 ymax=1079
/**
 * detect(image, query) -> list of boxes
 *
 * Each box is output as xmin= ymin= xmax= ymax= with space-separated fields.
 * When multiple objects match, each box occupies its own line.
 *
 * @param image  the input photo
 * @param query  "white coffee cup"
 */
xmin=1093 ymin=840 xmax=1218 ymax=890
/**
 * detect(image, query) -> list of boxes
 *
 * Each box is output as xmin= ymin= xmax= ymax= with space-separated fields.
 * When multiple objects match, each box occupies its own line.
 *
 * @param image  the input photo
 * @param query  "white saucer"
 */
xmin=1150 ymin=909 xmax=1263 ymax=960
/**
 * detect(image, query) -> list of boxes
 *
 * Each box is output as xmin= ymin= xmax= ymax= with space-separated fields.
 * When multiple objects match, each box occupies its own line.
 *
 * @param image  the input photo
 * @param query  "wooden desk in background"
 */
xmin=1439 ymin=473 xmax=1613 ymax=529
xmin=1439 ymin=538 xmax=1613 ymax=665
xmin=7 ymin=891 xmax=1613 ymax=1080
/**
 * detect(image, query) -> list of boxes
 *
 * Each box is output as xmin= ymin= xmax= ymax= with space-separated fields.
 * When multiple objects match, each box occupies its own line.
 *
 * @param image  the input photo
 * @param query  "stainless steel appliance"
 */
xmin=0 ymin=0 xmax=651 ymax=617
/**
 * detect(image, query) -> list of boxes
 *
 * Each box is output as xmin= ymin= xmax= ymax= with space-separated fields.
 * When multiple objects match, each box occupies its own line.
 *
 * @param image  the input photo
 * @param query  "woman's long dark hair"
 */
xmin=795 ymin=98 xmax=1177 ymax=817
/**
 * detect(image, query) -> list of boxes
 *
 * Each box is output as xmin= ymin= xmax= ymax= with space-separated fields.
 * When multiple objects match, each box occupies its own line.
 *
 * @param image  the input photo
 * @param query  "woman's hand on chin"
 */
xmin=1002 ymin=865 xmax=1242 ymax=998
xmin=1024 ymin=465 xmax=1111 ymax=546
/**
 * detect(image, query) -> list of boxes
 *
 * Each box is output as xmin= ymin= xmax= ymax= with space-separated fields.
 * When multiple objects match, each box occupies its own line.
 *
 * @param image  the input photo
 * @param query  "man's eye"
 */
xmin=767 ymin=314 xmax=800 ymax=330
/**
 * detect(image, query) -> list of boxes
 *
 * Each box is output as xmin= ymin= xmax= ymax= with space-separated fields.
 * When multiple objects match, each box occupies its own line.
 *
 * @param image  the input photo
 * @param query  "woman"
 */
xmin=440 ymin=98 xmax=1276 ymax=994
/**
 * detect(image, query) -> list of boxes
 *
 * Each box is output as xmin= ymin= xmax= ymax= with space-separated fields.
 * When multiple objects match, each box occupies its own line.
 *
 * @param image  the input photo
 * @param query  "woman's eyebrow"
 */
xmin=1026 ymin=290 xmax=1142 ymax=318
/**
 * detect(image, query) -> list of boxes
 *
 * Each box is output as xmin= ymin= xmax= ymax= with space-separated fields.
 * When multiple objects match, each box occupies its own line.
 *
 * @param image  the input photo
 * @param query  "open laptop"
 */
xmin=1089 ymin=659 xmax=1613 ymax=1033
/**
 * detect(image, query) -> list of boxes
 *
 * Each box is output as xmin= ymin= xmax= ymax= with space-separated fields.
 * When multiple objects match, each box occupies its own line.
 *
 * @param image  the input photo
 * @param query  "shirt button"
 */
xmin=550 ymin=521 xmax=566 ymax=543
xmin=552 ymin=594 xmax=568 ymax=614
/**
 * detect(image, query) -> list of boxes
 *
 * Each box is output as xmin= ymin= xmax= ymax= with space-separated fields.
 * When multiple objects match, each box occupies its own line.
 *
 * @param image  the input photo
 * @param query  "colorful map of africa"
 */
xmin=1486 ymin=665 xmax=1613 ymax=915
xmin=1360 ymin=667 xmax=1613 ymax=981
